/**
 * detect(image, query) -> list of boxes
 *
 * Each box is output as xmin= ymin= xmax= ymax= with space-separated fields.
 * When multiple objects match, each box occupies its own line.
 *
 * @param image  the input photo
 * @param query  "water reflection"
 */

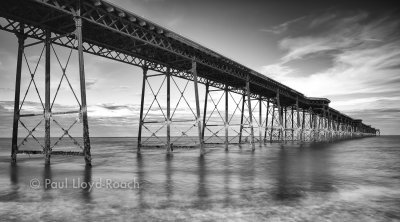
xmin=196 ymin=156 xmax=208 ymax=209
xmin=223 ymin=153 xmax=231 ymax=207
xmin=8 ymin=163 xmax=19 ymax=201
xmin=165 ymin=154 xmax=173 ymax=204
xmin=275 ymin=147 xmax=303 ymax=200
xmin=272 ymin=143 xmax=337 ymax=201
xmin=41 ymin=164 xmax=53 ymax=202
xmin=136 ymin=154 xmax=147 ymax=209
xmin=81 ymin=165 xmax=92 ymax=203
xmin=42 ymin=165 xmax=52 ymax=191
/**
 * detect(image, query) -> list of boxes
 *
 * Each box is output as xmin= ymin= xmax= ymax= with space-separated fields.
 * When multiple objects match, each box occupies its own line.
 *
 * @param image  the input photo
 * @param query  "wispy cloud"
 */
xmin=0 ymin=87 xmax=13 ymax=92
xmin=86 ymin=78 xmax=98 ymax=90
xmin=260 ymin=16 xmax=306 ymax=35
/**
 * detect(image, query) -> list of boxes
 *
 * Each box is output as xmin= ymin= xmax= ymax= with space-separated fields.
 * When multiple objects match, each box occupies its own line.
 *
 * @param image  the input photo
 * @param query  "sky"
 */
xmin=0 ymin=0 xmax=399 ymax=137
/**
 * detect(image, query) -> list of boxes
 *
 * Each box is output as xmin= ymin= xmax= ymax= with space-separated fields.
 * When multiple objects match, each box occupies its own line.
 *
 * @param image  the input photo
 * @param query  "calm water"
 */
xmin=0 ymin=136 xmax=399 ymax=221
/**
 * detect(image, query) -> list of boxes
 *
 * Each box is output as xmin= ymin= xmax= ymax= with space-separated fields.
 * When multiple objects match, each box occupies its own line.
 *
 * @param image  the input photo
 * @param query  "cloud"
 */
xmin=0 ymin=87 xmax=13 ymax=92
xmin=259 ymin=10 xmax=400 ymax=134
xmin=86 ymin=79 xmax=98 ymax=89
xmin=309 ymin=13 xmax=337 ymax=28
xmin=260 ymin=16 xmax=307 ymax=35
xmin=100 ymin=104 xmax=132 ymax=111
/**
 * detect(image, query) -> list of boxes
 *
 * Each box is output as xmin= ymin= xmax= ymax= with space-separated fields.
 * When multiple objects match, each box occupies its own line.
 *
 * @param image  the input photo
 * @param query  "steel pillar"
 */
xmin=295 ymin=98 xmax=300 ymax=142
xmin=283 ymin=107 xmax=287 ymax=142
xmin=311 ymin=111 xmax=315 ymax=142
xmin=246 ymin=75 xmax=255 ymax=151
xmin=137 ymin=66 xmax=147 ymax=153
xmin=315 ymin=113 xmax=319 ymax=141
xmin=270 ymin=103 xmax=275 ymax=143
xmin=336 ymin=116 xmax=340 ymax=139
xmin=276 ymin=90 xmax=283 ymax=142
xmin=324 ymin=114 xmax=326 ymax=140
xmin=327 ymin=110 xmax=332 ymax=142
xmin=44 ymin=30 xmax=51 ymax=165
xmin=291 ymin=106 xmax=294 ymax=142
xmin=202 ymin=82 xmax=209 ymax=141
xmin=258 ymin=96 xmax=262 ymax=146
xmin=75 ymin=12 xmax=91 ymax=166
xmin=264 ymin=99 xmax=270 ymax=142
xmin=301 ymin=108 xmax=305 ymax=142
xmin=166 ymin=67 xmax=171 ymax=154
xmin=192 ymin=61 xmax=205 ymax=155
xmin=11 ymin=24 xmax=25 ymax=163
xmin=239 ymin=93 xmax=245 ymax=144
xmin=224 ymin=85 xmax=229 ymax=150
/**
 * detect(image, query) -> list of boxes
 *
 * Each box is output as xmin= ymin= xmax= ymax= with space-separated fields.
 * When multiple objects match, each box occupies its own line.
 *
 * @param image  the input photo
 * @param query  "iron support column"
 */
xmin=309 ymin=109 xmax=313 ymax=141
xmin=276 ymin=90 xmax=282 ymax=142
xmin=259 ymin=96 xmax=262 ymax=146
xmin=270 ymin=103 xmax=275 ymax=143
xmin=44 ymin=30 xmax=51 ymax=165
xmin=264 ymin=99 xmax=270 ymax=142
xmin=137 ymin=66 xmax=147 ymax=153
xmin=246 ymin=75 xmax=255 ymax=151
xmin=192 ymin=61 xmax=205 ymax=155
xmin=316 ymin=113 xmax=319 ymax=141
xmin=166 ymin=67 xmax=171 ymax=154
xmin=291 ymin=106 xmax=294 ymax=142
xmin=328 ymin=110 xmax=331 ymax=141
xmin=239 ymin=93 xmax=245 ymax=144
xmin=301 ymin=108 xmax=305 ymax=142
xmin=283 ymin=107 xmax=287 ymax=142
xmin=202 ymin=82 xmax=209 ymax=141
xmin=11 ymin=24 xmax=25 ymax=163
xmin=224 ymin=85 xmax=229 ymax=150
xmin=296 ymin=98 xmax=300 ymax=142
xmin=75 ymin=13 xmax=91 ymax=166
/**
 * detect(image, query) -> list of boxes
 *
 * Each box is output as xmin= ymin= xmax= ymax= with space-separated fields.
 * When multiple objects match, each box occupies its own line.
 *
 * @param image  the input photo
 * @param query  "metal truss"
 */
xmin=9 ymin=10 xmax=91 ymax=165
xmin=137 ymin=62 xmax=204 ymax=155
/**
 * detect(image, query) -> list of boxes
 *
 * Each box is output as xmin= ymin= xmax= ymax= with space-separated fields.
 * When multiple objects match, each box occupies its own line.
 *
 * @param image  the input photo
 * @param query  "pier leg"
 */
xmin=137 ymin=67 xmax=147 ymax=154
xmin=75 ymin=14 xmax=91 ymax=166
xmin=301 ymin=109 xmax=305 ymax=142
xmin=44 ymin=30 xmax=51 ymax=165
xmin=284 ymin=107 xmax=287 ymax=143
xmin=323 ymin=106 xmax=327 ymax=141
xmin=270 ymin=104 xmax=275 ymax=143
xmin=337 ymin=116 xmax=340 ymax=140
xmin=259 ymin=96 xmax=262 ymax=146
xmin=315 ymin=114 xmax=318 ymax=141
xmin=276 ymin=90 xmax=282 ymax=142
xmin=296 ymin=98 xmax=300 ymax=142
xmin=192 ymin=61 xmax=205 ymax=155
xmin=224 ymin=85 xmax=229 ymax=150
xmin=246 ymin=75 xmax=255 ymax=151
xmin=202 ymin=82 xmax=209 ymax=142
xmin=166 ymin=68 xmax=171 ymax=154
xmin=291 ymin=106 xmax=294 ymax=142
xmin=264 ymin=99 xmax=269 ymax=142
xmin=310 ymin=110 xmax=314 ymax=142
xmin=11 ymin=24 xmax=25 ymax=164
xmin=278 ymin=107 xmax=283 ymax=142
xmin=327 ymin=110 xmax=331 ymax=142
xmin=239 ymin=93 xmax=245 ymax=144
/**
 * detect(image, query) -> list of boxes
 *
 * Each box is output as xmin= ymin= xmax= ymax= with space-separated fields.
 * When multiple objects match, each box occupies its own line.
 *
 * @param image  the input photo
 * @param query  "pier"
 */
xmin=0 ymin=0 xmax=379 ymax=165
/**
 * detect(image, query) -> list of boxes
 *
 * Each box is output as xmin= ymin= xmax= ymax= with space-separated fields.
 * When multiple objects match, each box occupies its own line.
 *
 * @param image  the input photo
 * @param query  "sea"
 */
xmin=0 ymin=136 xmax=399 ymax=221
